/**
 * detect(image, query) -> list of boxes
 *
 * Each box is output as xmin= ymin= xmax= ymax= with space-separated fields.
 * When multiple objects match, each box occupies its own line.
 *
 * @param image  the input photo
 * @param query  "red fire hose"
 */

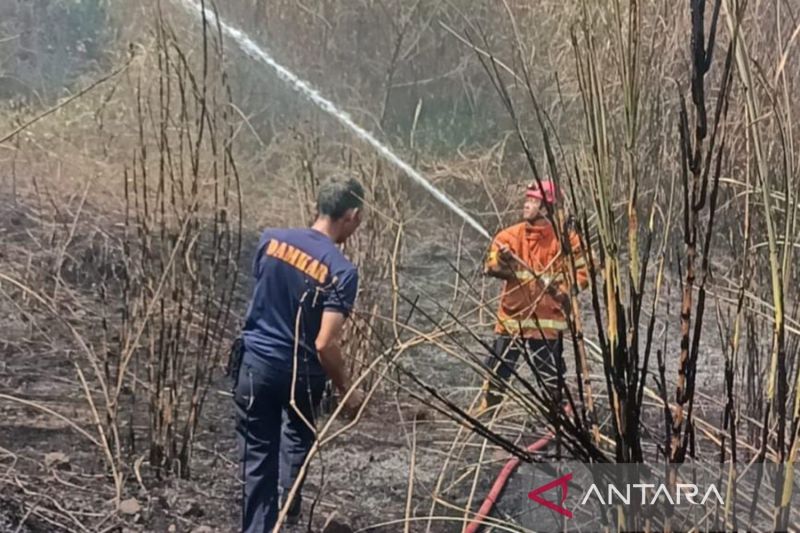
xmin=463 ymin=432 xmax=555 ymax=533
xmin=464 ymin=405 xmax=571 ymax=533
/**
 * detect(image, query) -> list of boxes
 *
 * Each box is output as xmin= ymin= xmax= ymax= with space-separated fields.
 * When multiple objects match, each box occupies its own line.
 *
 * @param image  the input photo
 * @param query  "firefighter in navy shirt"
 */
xmin=235 ymin=175 xmax=366 ymax=532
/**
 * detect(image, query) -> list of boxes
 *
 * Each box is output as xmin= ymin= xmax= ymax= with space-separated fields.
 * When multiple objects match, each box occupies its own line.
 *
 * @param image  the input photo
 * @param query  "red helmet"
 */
xmin=526 ymin=180 xmax=557 ymax=204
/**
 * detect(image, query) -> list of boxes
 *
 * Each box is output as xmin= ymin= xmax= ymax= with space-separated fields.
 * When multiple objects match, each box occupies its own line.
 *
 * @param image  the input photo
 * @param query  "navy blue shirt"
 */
xmin=242 ymin=228 xmax=359 ymax=375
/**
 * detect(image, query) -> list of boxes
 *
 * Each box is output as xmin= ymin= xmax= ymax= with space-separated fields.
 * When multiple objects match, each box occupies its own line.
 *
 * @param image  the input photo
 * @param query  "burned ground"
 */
xmin=1 ymin=192 xmax=737 ymax=532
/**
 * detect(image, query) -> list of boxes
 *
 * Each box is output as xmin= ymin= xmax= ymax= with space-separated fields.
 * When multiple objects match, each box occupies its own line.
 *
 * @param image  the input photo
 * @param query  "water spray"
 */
xmin=175 ymin=0 xmax=491 ymax=241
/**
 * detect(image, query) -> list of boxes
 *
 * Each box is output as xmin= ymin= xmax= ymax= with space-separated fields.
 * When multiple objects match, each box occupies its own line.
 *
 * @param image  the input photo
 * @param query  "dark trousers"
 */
xmin=234 ymin=354 xmax=325 ymax=532
xmin=483 ymin=335 xmax=565 ymax=407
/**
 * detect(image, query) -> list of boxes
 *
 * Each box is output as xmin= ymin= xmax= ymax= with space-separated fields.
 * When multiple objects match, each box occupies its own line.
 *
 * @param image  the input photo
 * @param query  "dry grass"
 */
xmin=2 ymin=0 xmax=800 ymax=531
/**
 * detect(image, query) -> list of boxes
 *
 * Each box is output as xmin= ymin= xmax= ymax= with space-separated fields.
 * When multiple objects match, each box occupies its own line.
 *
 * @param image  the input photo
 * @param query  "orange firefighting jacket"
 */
xmin=485 ymin=219 xmax=589 ymax=339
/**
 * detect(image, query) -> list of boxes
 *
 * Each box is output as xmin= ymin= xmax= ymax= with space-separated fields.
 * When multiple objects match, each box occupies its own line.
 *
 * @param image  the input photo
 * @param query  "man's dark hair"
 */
xmin=316 ymin=175 xmax=364 ymax=220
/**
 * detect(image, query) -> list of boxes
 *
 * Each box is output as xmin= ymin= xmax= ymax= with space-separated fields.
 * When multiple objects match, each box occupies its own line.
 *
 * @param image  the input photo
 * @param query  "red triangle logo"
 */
xmin=527 ymin=472 xmax=574 ymax=518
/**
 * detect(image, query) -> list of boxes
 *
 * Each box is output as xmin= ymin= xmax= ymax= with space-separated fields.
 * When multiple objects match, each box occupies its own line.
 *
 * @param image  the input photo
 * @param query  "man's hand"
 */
xmin=498 ymin=244 xmax=515 ymax=263
xmin=341 ymin=388 xmax=366 ymax=417
xmin=538 ymin=274 xmax=559 ymax=296
xmin=485 ymin=244 xmax=517 ymax=281
xmin=552 ymin=290 xmax=571 ymax=313
xmin=540 ymin=276 xmax=571 ymax=312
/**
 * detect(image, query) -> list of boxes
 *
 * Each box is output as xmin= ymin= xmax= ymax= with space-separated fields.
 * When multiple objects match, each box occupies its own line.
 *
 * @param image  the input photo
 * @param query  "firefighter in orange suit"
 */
xmin=480 ymin=180 xmax=589 ymax=410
